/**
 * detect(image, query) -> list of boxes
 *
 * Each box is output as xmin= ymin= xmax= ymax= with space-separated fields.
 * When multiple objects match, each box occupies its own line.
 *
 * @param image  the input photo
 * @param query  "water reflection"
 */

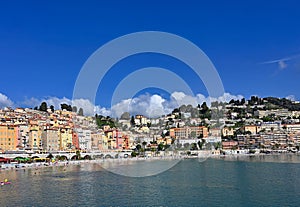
xmin=1 ymin=157 xmax=300 ymax=206
xmin=216 ymin=154 xmax=300 ymax=163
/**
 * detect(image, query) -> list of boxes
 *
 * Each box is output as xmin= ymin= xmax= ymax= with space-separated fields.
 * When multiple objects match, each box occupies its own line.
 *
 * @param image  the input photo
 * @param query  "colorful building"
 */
xmin=170 ymin=126 xmax=208 ymax=139
xmin=0 ymin=125 xmax=18 ymax=151
xmin=42 ymin=128 xmax=60 ymax=151
xmin=59 ymin=127 xmax=72 ymax=150
xmin=28 ymin=122 xmax=42 ymax=151
xmin=72 ymin=131 xmax=79 ymax=150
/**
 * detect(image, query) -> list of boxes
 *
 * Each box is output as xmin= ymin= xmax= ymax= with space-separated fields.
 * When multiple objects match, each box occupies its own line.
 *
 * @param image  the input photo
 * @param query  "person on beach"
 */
xmin=1 ymin=179 xmax=9 ymax=186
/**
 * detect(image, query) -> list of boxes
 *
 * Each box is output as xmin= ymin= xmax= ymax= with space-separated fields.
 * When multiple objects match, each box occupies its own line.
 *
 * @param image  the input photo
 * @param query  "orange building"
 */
xmin=222 ymin=141 xmax=238 ymax=150
xmin=170 ymin=126 xmax=208 ymax=139
xmin=0 ymin=125 xmax=18 ymax=151
xmin=122 ymin=135 xmax=130 ymax=150
xmin=72 ymin=132 xmax=79 ymax=150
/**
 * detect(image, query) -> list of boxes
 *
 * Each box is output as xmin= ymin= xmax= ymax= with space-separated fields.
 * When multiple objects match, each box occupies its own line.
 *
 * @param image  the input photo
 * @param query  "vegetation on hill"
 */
xmin=263 ymin=97 xmax=300 ymax=111
xmin=95 ymin=114 xmax=116 ymax=128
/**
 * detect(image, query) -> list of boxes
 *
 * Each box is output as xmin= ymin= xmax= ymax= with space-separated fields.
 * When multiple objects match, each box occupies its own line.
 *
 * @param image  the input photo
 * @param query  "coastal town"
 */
xmin=1 ymin=96 xmax=300 ymax=163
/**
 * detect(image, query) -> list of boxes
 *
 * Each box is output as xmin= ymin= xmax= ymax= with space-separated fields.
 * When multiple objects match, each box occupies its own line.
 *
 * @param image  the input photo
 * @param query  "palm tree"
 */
xmin=76 ymin=150 xmax=81 ymax=160
xmin=136 ymin=144 xmax=142 ymax=154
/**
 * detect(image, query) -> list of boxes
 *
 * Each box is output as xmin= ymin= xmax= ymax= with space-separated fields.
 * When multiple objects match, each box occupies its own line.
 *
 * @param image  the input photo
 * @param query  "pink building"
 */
xmin=114 ymin=130 xmax=123 ymax=150
xmin=222 ymin=141 xmax=238 ymax=150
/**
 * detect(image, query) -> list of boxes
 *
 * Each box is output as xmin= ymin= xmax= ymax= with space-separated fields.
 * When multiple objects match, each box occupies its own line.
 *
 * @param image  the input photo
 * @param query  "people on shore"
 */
xmin=0 ymin=178 xmax=10 ymax=186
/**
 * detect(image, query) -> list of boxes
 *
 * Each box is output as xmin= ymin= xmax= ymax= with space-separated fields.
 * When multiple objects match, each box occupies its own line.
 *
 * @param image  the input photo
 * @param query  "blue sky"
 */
xmin=1 ymin=0 xmax=300 ymax=115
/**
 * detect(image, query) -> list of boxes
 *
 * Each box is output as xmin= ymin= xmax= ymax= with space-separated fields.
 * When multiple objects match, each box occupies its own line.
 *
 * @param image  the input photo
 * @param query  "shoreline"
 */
xmin=1 ymin=152 xmax=299 ymax=173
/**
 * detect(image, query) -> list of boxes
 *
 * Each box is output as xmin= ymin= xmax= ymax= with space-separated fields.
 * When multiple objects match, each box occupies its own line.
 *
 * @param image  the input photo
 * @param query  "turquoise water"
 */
xmin=1 ymin=155 xmax=300 ymax=206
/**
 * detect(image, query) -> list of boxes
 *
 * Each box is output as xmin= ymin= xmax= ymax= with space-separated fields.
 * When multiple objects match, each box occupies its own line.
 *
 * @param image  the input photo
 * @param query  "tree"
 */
xmin=136 ymin=144 xmax=142 ymax=153
xmin=282 ymin=125 xmax=287 ymax=131
xmin=198 ymin=140 xmax=204 ymax=150
xmin=72 ymin=106 xmax=77 ymax=113
xmin=157 ymin=143 xmax=164 ymax=151
xmin=213 ymin=142 xmax=221 ymax=150
xmin=172 ymin=108 xmax=180 ymax=114
xmin=95 ymin=115 xmax=116 ymax=129
xmin=61 ymin=103 xmax=72 ymax=111
xmin=190 ymin=143 xmax=198 ymax=150
xmin=120 ymin=112 xmax=130 ymax=120
xmin=50 ymin=105 xmax=55 ymax=113
xmin=190 ymin=131 xmax=197 ymax=138
xmin=176 ymin=143 xmax=182 ymax=149
xmin=183 ymin=143 xmax=190 ymax=149
xmin=147 ymin=122 xmax=151 ymax=128
xmin=67 ymin=105 xmax=72 ymax=111
xmin=197 ymin=139 xmax=206 ymax=150
xmin=130 ymin=116 xmax=135 ymax=127
xmin=241 ymin=98 xmax=246 ymax=105
xmin=201 ymin=102 xmax=209 ymax=113
xmin=191 ymin=108 xmax=199 ymax=118
xmin=179 ymin=105 xmax=187 ymax=112
xmin=39 ymin=102 xmax=47 ymax=112
xmin=78 ymin=108 xmax=84 ymax=116
xmin=131 ymin=151 xmax=137 ymax=157
xmin=186 ymin=104 xmax=193 ymax=112
xmin=142 ymin=141 xmax=147 ymax=148
xmin=76 ymin=150 xmax=81 ymax=160
xmin=171 ymin=138 xmax=175 ymax=145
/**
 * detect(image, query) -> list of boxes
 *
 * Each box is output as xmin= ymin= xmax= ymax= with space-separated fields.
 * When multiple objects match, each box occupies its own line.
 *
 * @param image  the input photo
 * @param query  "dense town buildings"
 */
xmin=1 ymin=96 xmax=300 ymax=154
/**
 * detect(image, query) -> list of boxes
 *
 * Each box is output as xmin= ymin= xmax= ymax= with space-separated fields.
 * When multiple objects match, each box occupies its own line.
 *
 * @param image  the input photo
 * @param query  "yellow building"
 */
xmin=28 ymin=124 xmax=42 ymax=151
xmin=101 ymin=134 xmax=108 ymax=150
xmin=156 ymin=137 xmax=173 ymax=145
xmin=106 ymin=131 xmax=116 ymax=150
xmin=0 ymin=125 xmax=18 ymax=151
xmin=222 ymin=127 xmax=234 ymax=137
xmin=91 ymin=131 xmax=103 ymax=150
xmin=59 ymin=127 xmax=72 ymax=151
xmin=244 ymin=125 xmax=257 ymax=135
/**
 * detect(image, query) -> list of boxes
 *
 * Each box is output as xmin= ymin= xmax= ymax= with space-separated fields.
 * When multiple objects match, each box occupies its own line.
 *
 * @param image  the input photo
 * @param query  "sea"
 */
xmin=1 ymin=154 xmax=300 ymax=207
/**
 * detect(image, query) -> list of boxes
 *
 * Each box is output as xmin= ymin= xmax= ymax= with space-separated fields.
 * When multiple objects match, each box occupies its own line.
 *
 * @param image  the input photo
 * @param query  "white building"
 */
xmin=77 ymin=128 xmax=92 ymax=151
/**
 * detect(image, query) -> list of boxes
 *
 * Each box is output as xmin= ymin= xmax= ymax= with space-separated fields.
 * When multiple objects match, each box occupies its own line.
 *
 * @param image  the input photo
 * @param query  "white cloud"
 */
xmin=110 ymin=92 xmax=244 ymax=118
xmin=111 ymin=99 xmax=131 ymax=117
xmin=171 ymin=92 xmax=198 ymax=107
xmin=22 ymin=96 xmax=110 ymax=116
xmin=260 ymin=53 xmax=300 ymax=71
xmin=278 ymin=60 xmax=287 ymax=70
xmin=213 ymin=92 xmax=244 ymax=103
xmin=22 ymin=97 xmax=41 ymax=108
xmin=111 ymin=94 xmax=173 ymax=118
xmin=0 ymin=93 xmax=14 ymax=108
xmin=146 ymin=94 xmax=168 ymax=117
xmin=1 ymin=91 xmax=245 ymax=118
xmin=286 ymin=95 xmax=296 ymax=101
